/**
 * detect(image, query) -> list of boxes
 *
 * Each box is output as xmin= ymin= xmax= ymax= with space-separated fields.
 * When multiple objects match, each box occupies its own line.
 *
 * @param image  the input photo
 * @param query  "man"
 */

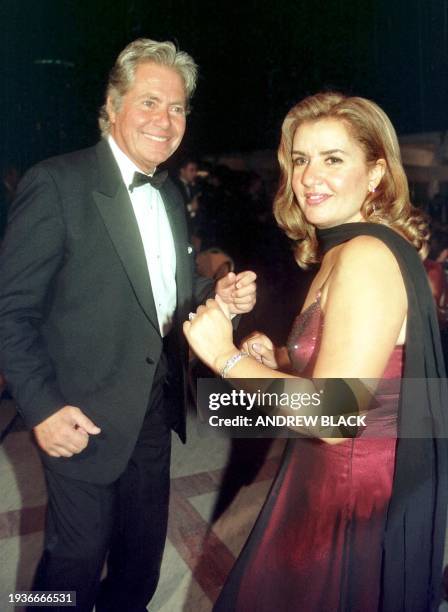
xmin=0 ymin=39 xmax=256 ymax=611
xmin=174 ymin=157 xmax=202 ymax=249
xmin=176 ymin=157 xmax=200 ymax=214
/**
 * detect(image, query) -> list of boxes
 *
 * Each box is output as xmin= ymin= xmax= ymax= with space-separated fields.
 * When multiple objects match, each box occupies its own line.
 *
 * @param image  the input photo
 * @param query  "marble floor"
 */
xmin=1 ymin=397 xmax=448 ymax=612
xmin=0 ymin=397 xmax=284 ymax=611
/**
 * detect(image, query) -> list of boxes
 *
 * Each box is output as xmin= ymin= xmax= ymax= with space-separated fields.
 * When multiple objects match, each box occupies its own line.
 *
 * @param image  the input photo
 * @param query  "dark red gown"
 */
xmin=214 ymin=295 xmax=403 ymax=612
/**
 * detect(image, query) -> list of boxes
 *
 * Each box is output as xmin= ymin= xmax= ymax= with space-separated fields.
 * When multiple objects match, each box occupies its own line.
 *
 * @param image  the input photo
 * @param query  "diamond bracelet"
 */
xmin=220 ymin=351 xmax=250 ymax=378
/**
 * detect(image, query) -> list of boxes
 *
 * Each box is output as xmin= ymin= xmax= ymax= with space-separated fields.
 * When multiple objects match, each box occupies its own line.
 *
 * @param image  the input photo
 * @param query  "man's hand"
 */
xmin=215 ymin=271 xmax=256 ymax=315
xmin=33 ymin=405 xmax=101 ymax=458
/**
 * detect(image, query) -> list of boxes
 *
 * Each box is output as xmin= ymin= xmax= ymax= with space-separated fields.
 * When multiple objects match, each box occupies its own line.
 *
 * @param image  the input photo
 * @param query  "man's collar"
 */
xmin=107 ymin=136 xmax=156 ymax=190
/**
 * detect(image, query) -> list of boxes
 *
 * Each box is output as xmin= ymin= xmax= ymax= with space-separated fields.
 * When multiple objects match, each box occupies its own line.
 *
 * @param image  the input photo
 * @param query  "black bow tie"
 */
xmin=129 ymin=170 xmax=168 ymax=192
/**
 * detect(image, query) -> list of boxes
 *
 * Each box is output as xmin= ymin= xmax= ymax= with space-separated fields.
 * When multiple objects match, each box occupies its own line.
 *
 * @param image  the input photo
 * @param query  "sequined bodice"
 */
xmin=287 ymin=296 xmax=324 ymax=377
xmin=286 ymin=295 xmax=403 ymax=437
xmin=287 ymin=294 xmax=404 ymax=379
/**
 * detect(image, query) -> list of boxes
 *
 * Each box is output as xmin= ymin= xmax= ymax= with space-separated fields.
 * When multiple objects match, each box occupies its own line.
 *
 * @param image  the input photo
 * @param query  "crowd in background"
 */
xmin=173 ymin=157 xmax=283 ymax=269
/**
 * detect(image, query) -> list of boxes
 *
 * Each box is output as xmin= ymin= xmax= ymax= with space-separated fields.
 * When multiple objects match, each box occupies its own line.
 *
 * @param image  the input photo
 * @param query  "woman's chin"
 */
xmin=310 ymin=214 xmax=365 ymax=230
xmin=308 ymin=217 xmax=338 ymax=230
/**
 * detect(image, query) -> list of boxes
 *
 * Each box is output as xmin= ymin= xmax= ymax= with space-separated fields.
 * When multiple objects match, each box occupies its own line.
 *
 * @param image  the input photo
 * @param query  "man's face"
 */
xmin=108 ymin=62 xmax=187 ymax=174
xmin=180 ymin=162 xmax=198 ymax=183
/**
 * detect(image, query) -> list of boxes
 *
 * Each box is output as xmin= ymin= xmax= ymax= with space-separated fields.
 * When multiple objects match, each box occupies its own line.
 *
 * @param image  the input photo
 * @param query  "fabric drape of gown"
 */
xmin=213 ymin=294 xmax=403 ymax=612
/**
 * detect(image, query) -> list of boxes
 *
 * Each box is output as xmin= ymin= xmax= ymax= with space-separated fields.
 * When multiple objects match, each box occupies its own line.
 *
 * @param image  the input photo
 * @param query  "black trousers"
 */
xmin=31 ymin=379 xmax=172 ymax=612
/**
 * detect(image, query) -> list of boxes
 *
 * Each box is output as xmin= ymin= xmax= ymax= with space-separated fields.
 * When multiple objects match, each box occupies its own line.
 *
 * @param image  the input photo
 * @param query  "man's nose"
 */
xmin=153 ymin=106 xmax=171 ymax=128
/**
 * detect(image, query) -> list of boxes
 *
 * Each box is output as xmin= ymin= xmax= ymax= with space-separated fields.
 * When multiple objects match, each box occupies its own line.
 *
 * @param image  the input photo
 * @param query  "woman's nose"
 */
xmin=301 ymin=162 xmax=323 ymax=187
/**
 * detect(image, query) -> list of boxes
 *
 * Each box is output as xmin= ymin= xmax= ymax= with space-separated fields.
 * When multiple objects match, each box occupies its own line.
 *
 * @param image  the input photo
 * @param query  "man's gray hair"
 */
xmin=98 ymin=38 xmax=198 ymax=136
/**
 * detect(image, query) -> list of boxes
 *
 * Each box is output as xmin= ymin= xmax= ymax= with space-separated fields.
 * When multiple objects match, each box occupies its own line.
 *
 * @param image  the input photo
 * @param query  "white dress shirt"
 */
xmin=107 ymin=136 xmax=177 ymax=337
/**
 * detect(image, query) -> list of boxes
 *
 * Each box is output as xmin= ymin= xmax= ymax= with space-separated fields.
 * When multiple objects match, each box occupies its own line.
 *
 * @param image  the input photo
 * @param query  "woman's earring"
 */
xmin=370 ymin=185 xmax=377 ymax=214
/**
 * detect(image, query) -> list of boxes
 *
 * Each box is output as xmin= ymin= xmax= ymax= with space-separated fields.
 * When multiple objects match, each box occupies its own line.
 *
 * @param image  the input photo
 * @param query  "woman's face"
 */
xmin=291 ymin=118 xmax=380 ymax=229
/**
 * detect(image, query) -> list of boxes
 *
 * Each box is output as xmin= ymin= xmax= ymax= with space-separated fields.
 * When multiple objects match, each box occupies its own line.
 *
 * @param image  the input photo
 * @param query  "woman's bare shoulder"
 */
xmin=315 ymin=235 xmax=407 ymax=378
xmin=338 ymin=234 xmax=399 ymax=265
xmin=323 ymin=235 xmax=403 ymax=300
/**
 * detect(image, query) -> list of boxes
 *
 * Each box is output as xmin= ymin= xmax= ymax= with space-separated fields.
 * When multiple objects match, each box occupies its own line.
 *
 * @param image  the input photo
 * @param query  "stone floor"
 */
xmin=0 ymin=398 xmax=284 ymax=611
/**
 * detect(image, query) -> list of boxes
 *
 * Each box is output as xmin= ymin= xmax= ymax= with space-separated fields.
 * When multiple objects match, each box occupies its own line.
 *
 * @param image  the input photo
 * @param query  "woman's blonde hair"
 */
xmin=274 ymin=92 xmax=428 ymax=268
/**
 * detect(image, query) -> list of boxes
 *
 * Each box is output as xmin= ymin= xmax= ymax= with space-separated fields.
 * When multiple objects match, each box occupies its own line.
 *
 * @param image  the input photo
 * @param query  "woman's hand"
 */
xmin=183 ymin=295 xmax=238 ymax=373
xmin=215 ymin=270 xmax=257 ymax=315
xmin=240 ymin=332 xmax=278 ymax=369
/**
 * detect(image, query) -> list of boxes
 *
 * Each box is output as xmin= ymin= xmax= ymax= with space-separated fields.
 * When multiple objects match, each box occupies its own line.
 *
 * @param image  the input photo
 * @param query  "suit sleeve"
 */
xmin=193 ymin=271 xmax=214 ymax=305
xmin=0 ymin=165 xmax=67 ymax=428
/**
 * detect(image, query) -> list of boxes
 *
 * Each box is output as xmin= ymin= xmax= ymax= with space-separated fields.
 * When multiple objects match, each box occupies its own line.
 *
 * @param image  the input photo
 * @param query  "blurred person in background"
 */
xmin=174 ymin=156 xmax=202 ymax=249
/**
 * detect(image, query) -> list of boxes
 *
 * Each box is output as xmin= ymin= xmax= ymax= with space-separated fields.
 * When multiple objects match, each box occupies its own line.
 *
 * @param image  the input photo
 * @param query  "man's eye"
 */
xmin=143 ymin=100 xmax=156 ymax=108
xmin=169 ymin=105 xmax=186 ymax=115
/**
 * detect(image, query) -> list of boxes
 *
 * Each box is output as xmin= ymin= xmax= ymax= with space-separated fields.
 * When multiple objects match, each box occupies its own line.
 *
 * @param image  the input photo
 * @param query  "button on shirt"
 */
xmin=108 ymin=136 xmax=177 ymax=337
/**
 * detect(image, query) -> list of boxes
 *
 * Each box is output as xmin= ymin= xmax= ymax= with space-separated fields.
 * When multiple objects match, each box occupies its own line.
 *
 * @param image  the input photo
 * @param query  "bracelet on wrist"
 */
xmin=220 ymin=351 xmax=249 ymax=378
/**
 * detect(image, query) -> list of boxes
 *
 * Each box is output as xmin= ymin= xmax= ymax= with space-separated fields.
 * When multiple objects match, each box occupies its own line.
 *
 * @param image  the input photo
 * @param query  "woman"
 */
xmin=184 ymin=93 xmax=448 ymax=611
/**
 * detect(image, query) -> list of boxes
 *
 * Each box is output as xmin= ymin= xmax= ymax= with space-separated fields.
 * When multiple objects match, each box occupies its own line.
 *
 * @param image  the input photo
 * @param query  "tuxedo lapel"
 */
xmin=92 ymin=140 xmax=159 ymax=332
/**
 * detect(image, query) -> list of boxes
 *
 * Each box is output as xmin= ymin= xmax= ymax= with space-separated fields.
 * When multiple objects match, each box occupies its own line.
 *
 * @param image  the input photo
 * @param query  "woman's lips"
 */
xmin=305 ymin=193 xmax=332 ymax=206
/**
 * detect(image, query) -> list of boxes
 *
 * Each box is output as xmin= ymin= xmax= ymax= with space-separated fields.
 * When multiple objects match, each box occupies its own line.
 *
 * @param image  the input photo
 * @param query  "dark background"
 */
xmin=1 ymin=0 xmax=447 ymax=170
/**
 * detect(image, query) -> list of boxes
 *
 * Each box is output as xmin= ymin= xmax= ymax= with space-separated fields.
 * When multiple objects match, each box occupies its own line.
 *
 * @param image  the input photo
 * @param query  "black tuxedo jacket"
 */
xmin=0 ymin=139 xmax=211 ymax=483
